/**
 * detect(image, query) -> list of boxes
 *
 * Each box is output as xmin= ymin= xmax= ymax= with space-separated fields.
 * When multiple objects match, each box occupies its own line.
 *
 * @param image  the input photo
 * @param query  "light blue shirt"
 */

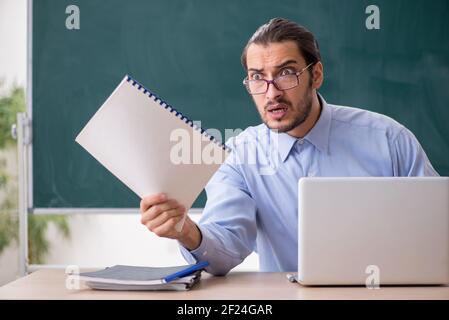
xmin=179 ymin=94 xmax=439 ymax=275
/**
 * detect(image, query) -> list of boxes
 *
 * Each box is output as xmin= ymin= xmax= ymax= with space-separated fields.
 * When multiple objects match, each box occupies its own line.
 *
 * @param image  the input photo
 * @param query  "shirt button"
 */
xmin=298 ymin=139 xmax=304 ymax=145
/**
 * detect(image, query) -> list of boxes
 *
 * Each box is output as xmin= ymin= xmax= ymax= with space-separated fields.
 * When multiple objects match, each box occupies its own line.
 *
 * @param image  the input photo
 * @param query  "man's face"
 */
xmin=245 ymin=41 xmax=315 ymax=133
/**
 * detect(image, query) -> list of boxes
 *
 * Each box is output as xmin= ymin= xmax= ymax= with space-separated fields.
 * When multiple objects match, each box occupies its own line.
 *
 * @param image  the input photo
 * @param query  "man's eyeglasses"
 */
xmin=243 ymin=62 xmax=315 ymax=95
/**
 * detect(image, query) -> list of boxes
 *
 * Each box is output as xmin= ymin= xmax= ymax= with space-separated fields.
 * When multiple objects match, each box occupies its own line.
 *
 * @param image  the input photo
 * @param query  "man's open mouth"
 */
xmin=267 ymin=104 xmax=288 ymax=114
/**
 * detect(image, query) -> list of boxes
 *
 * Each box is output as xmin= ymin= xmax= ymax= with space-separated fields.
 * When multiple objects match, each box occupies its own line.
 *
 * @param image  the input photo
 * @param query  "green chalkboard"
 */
xmin=32 ymin=0 xmax=449 ymax=208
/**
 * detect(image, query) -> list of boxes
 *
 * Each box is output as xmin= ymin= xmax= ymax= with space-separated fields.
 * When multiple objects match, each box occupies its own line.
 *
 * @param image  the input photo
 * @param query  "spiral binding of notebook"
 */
xmin=126 ymin=75 xmax=231 ymax=153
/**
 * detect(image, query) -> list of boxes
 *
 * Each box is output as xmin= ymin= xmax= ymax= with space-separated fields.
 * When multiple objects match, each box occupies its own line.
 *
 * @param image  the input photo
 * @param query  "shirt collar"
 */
xmin=269 ymin=93 xmax=332 ymax=162
xmin=304 ymin=93 xmax=331 ymax=155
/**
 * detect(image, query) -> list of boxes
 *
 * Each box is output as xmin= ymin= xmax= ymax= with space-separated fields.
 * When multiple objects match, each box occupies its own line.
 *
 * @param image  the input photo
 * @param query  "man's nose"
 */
xmin=265 ymin=81 xmax=283 ymax=100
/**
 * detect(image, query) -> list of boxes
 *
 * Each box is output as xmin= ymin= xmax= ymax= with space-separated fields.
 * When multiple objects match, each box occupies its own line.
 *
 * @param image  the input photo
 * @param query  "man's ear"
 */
xmin=312 ymin=61 xmax=324 ymax=90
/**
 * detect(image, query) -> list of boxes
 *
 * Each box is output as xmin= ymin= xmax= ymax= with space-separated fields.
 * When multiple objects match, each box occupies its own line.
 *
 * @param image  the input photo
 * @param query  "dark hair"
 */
xmin=241 ymin=18 xmax=321 ymax=71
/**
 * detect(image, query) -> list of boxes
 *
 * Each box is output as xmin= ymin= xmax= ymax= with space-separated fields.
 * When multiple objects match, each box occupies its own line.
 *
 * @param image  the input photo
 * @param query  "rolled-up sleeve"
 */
xmin=391 ymin=127 xmax=439 ymax=176
xmin=178 ymin=144 xmax=257 ymax=276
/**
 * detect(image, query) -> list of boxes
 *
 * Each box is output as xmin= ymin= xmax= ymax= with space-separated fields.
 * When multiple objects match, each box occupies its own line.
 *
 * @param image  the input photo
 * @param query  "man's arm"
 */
xmin=178 ymin=159 xmax=258 ymax=276
xmin=140 ymin=144 xmax=258 ymax=276
xmin=391 ymin=127 xmax=439 ymax=176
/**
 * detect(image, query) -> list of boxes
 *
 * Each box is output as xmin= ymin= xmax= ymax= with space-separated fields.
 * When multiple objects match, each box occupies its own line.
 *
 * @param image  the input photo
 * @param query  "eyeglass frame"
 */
xmin=242 ymin=62 xmax=315 ymax=95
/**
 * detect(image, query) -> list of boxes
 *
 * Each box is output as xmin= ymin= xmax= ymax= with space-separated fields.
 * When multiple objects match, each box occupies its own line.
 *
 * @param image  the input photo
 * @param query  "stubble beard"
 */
xmin=261 ymin=85 xmax=314 ymax=133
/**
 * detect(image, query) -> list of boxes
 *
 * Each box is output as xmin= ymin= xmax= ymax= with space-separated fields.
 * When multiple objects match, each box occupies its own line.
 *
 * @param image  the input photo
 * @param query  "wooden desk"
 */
xmin=1 ymin=269 xmax=449 ymax=300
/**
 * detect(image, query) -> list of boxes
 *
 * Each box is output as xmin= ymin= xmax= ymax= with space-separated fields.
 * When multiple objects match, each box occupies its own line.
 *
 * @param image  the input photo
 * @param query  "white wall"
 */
xmin=0 ymin=148 xmax=20 ymax=285
xmin=0 ymin=0 xmax=27 ymax=90
xmin=0 ymin=243 xmax=19 ymax=284
xmin=44 ymin=213 xmax=259 ymax=271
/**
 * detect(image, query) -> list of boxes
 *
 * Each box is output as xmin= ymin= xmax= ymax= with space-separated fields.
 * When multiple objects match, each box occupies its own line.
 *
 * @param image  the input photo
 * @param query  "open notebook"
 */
xmin=75 ymin=75 xmax=230 ymax=230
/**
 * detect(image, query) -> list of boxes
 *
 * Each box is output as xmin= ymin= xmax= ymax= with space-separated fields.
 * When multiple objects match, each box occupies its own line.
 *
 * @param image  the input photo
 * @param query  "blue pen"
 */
xmin=163 ymin=261 xmax=209 ymax=283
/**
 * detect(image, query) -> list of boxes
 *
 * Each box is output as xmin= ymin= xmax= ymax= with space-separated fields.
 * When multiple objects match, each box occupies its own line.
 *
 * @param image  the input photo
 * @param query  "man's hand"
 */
xmin=140 ymin=193 xmax=202 ymax=250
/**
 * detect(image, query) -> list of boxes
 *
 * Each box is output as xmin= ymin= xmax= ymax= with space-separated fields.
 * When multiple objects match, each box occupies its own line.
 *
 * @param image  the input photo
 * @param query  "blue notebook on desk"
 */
xmin=78 ymin=261 xmax=209 ymax=291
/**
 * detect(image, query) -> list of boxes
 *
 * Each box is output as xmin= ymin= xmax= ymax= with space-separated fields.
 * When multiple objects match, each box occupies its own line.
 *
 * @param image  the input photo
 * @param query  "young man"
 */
xmin=139 ymin=18 xmax=438 ymax=275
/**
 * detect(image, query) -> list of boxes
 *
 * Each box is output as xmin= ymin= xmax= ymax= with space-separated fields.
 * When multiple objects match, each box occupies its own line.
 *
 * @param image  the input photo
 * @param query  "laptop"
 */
xmin=297 ymin=177 xmax=449 ymax=286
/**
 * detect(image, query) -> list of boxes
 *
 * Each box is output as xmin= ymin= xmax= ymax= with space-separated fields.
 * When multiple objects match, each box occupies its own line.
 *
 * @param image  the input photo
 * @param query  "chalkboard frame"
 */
xmin=25 ymin=0 xmax=208 ymax=215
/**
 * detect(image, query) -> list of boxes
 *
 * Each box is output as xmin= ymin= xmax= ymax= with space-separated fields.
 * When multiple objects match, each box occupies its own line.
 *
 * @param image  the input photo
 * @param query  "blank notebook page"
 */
xmin=75 ymin=75 xmax=229 ymax=230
